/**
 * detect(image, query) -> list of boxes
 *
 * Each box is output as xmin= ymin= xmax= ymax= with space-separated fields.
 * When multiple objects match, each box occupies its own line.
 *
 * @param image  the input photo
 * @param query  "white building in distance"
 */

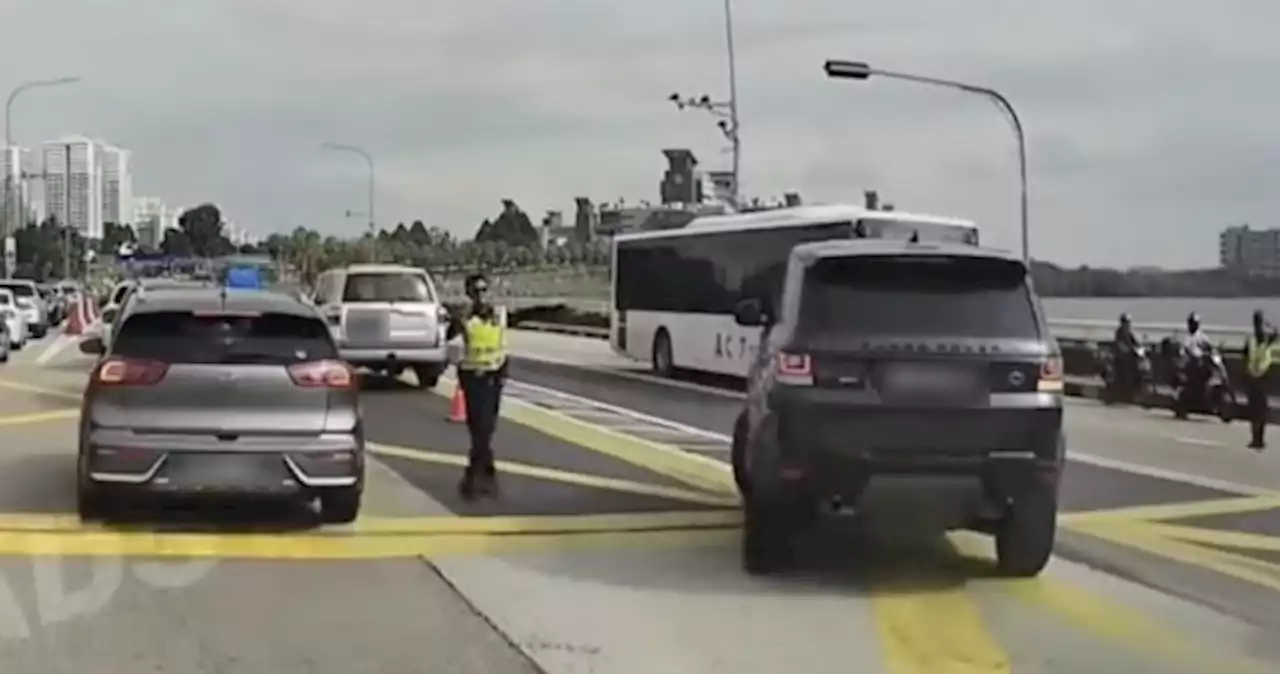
xmin=133 ymin=196 xmax=180 ymax=249
xmin=43 ymin=136 xmax=107 ymax=239
xmin=0 ymin=147 xmax=36 ymax=225
xmin=99 ymin=143 xmax=134 ymax=227
xmin=1220 ymin=225 xmax=1280 ymax=278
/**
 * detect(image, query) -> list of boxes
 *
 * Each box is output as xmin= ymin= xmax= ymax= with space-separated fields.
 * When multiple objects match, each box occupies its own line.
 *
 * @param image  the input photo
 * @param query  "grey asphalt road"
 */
xmin=0 ymin=329 xmax=1279 ymax=673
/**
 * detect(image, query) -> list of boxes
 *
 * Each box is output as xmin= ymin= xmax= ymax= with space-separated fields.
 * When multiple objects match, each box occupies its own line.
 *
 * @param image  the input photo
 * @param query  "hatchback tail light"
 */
xmin=1037 ymin=356 xmax=1064 ymax=392
xmin=96 ymin=358 xmax=169 ymax=386
xmin=776 ymin=352 xmax=814 ymax=386
xmin=288 ymin=360 xmax=356 ymax=389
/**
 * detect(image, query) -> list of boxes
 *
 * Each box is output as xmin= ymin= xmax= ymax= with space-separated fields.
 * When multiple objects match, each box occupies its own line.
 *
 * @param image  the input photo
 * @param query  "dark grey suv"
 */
xmin=77 ymin=287 xmax=364 ymax=523
xmin=730 ymin=239 xmax=1065 ymax=577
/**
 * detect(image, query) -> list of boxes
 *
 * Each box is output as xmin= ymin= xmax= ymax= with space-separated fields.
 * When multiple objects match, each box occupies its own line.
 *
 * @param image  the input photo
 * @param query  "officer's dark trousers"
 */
xmin=1245 ymin=374 xmax=1269 ymax=446
xmin=459 ymin=369 xmax=502 ymax=475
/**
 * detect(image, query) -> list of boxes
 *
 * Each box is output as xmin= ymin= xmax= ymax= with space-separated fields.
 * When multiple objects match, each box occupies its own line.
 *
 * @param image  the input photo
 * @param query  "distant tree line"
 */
xmin=1031 ymin=261 xmax=1280 ymax=297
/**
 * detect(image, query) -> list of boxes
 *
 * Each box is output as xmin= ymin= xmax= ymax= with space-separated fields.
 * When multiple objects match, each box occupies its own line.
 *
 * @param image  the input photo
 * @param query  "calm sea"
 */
xmin=1045 ymin=297 xmax=1280 ymax=327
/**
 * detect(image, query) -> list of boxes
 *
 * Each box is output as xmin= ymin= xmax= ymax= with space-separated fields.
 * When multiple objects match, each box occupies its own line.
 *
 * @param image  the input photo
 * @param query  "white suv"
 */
xmin=0 ymin=289 xmax=27 ymax=350
xmin=0 ymin=280 xmax=48 ymax=339
xmin=311 ymin=264 xmax=448 ymax=388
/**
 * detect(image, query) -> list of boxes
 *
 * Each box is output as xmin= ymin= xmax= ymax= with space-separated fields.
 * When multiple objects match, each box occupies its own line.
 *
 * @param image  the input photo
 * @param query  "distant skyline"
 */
xmin=2 ymin=0 xmax=1276 ymax=269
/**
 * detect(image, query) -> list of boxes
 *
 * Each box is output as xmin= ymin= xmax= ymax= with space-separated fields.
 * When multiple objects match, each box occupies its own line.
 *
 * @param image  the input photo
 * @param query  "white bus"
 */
xmin=609 ymin=204 xmax=981 ymax=378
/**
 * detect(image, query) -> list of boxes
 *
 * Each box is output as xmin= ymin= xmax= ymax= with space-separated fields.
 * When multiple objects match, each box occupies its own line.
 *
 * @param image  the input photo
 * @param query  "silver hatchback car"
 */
xmin=77 ymin=287 xmax=364 ymax=523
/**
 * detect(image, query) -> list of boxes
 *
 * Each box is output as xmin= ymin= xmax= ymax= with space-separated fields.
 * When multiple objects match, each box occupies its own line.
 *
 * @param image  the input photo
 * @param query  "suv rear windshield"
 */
xmin=0 ymin=283 xmax=34 ymax=297
xmin=799 ymin=255 xmax=1040 ymax=339
xmin=113 ymin=311 xmax=337 ymax=364
xmin=342 ymin=273 xmax=433 ymax=303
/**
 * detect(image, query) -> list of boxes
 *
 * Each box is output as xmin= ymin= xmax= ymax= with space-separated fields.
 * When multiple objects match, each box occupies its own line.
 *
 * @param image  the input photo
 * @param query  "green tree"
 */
xmin=161 ymin=229 xmax=194 ymax=257
xmin=178 ymin=203 xmax=233 ymax=257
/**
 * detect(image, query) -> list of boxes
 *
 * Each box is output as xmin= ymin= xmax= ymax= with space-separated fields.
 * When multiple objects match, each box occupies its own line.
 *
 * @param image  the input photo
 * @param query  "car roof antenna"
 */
xmin=908 ymin=231 xmax=920 ymax=243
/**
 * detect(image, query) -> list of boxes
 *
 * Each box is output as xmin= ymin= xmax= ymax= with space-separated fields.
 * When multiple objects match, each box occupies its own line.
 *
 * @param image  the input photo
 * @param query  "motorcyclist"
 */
xmin=1111 ymin=313 xmax=1141 ymax=390
xmin=1176 ymin=312 xmax=1217 ymax=393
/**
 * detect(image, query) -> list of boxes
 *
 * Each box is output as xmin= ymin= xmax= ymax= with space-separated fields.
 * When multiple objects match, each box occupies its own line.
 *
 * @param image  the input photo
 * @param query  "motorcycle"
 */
xmin=1099 ymin=345 xmax=1154 ymax=407
xmin=1171 ymin=347 xmax=1235 ymax=422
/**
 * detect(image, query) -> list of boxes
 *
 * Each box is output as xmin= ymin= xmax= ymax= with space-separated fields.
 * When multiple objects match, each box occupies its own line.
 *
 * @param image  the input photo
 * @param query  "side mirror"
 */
xmin=102 ymin=307 xmax=118 ymax=324
xmin=78 ymin=336 xmax=105 ymax=355
xmin=733 ymin=298 xmax=765 ymax=327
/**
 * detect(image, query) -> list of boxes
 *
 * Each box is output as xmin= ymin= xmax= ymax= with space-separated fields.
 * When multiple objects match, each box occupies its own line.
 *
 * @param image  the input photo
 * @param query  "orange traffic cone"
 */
xmin=64 ymin=299 xmax=85 ymax=336
xmin=447 ymin=385 xmax=467 ymax=423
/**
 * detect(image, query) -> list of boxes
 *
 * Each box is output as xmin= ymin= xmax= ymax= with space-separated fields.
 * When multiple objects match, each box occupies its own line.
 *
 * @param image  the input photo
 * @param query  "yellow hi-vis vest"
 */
xmin=460 ymin=312 xmax=506 ymax=372
xmin=1246 ymin=335 xmax=1278 ymax=378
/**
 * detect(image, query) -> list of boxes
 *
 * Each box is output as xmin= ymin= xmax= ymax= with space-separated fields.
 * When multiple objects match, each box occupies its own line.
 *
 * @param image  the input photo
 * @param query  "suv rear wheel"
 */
xmin=995 ymin=482 xmax=1058 ymax=577
xmin=730 ymin=412 xmax=751 ymax=497
xmin=413 ymin=364 xmax=442 ymax=390
xmin=742 ymin=498 xmax=796 ymax=575
xmin=320 ymin=487 xmax=362 ymax=524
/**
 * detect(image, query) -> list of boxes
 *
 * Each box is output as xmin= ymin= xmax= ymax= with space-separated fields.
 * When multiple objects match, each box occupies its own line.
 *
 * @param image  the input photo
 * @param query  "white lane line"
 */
xmin=35 ymin=334 xmax=75 ymax=366
xmin=511 ymin=350 xmax=746 ymax=400
xmin=1162 ymin=435 xmax=1227 ymax=448
xmin=507 ymin=379 xmax=734 ymax=442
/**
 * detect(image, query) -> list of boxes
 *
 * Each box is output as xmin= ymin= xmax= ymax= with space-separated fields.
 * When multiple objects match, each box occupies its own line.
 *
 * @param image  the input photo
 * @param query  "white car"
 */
xmin=0 ymin=289 xmax=27 ymax=351
xmin=0 ymin=279 xmax=48 ymax=339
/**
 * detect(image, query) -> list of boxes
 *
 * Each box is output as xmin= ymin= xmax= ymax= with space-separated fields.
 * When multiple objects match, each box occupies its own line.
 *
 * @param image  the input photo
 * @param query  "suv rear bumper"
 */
xmin=338 ymin=344 xmax=447 ymax=367
xmin=747 ymin=393 xmax=1064 ymax=525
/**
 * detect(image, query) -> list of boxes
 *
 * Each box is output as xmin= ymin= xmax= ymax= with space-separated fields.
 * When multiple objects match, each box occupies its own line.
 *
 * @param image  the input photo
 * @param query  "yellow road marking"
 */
xmin=0 ymin=524 xmax=739 ymax=559
xmin=0 ymin=378 xmax=82 ymax=401
xmin=1061 ymin=494 xmax=1280 ymax=525
xmin=1072 ymin=520 xmax=1280 ymax=593
xmin=1146 ymin=522 xmax=1280 ymax=552
xmin=948 ymin=533 xmax=1268 ymax=673
xmin=0 ymin=509 xmax=742 ymax=536
xmin=871 ymin=572 xmax=1011 ymax=674
xmin=437 ymin=376 xmax=737 ymax=497
xmin=0 ymin=408 xmax=79 ymax=427
xmin=370 ymin=442 xmax=737 ymax=507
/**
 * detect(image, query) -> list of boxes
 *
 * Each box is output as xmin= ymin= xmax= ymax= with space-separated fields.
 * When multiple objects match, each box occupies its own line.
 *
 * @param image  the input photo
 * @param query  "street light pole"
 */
xmin=320 ymin=142 xmax=377 ymax=261
xmin=824 ymin=60 xmax=1030 ymax=261
xmin=2 ymin=76 xmax=81 ymax=278
xmin=669 ymin=0 xmax=742 ymax=208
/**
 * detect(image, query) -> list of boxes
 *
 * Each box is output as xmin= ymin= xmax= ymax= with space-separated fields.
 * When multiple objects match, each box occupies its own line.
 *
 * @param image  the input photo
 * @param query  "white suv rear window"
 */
xmin=342 ymin=273 xmax=434 ymax=303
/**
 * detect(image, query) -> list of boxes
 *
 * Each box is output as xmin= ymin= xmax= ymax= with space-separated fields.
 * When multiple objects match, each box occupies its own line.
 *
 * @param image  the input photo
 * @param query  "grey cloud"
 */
xmin=1 ymin=0 xmax=1276 ymax=266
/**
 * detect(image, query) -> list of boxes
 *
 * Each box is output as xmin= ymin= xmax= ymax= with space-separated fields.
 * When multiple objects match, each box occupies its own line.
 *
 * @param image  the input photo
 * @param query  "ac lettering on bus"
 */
xmin=714 ymin=333 xmax=755 ymax=360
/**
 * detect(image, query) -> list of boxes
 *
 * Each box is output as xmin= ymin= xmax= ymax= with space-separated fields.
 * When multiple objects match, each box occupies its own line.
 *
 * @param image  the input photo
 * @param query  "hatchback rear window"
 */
xmin=0 ymin=283 xmax=34 ymax=297
xmin=342 ymin=273 xmax=433 ymax=303
xmin=799 ymin=255 xmax=1041 ymax=339
xmin=113 ymin=311 xmax=337 ymax=364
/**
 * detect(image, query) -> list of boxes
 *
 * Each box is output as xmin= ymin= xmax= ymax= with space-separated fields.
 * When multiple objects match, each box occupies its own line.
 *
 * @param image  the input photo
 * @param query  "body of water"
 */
xmin=1045 ymin=297 xmax=1280 ymax=328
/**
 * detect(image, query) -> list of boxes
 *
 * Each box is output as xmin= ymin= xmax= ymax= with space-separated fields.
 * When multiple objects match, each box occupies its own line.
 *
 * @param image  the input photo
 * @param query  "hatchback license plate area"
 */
xmin=163 ymin=454 xmax=286 ymax=491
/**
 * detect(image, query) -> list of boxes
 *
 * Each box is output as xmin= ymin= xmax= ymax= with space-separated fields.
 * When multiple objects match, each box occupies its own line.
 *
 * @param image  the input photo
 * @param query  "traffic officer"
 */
xmin=447 ymin=272 xmax=509 ymax=499
xmin=1244 ymin=309 xmax=1280 ymax=451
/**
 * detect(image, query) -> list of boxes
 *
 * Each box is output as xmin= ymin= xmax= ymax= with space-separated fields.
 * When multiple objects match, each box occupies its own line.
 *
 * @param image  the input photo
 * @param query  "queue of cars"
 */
xmin=0 ymin=278 xmax=79 ymax=360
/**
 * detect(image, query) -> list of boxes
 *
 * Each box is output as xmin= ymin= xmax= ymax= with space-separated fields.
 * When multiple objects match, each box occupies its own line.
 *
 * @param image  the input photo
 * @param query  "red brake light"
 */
xmin=288 ymin=360 xmax=355 ymax=389
xmin=96 ymin=358 xmax=169 ymax=386
xmin=777 ymin=352 xmax=811 ymax=375
xmin=1037 ymin=356 xmax=1064 ymax=392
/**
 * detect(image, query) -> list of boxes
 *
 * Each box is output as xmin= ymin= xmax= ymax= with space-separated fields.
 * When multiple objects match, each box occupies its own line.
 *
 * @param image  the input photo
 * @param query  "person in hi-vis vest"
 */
xmin=446 ymin=272 xmax=509 ymax=498
xmin=1244 ymin=309 xmax=1280 ymax=451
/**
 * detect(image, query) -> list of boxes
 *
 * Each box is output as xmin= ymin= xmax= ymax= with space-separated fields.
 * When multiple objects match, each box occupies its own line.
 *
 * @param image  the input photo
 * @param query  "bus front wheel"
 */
xmin=652 ymin=329 xmax=674 ymax=378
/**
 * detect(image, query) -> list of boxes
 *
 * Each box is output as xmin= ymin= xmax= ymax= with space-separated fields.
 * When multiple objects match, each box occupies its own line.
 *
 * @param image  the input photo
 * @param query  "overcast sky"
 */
xmin=2 ymin=0 xmax=1276 ymax=268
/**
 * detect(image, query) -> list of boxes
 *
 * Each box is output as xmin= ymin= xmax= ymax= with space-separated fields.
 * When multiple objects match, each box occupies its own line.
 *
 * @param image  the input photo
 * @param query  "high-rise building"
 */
xmin=1219 ymin=225 xmax=1280 ymax=277
xmin=42 ymin=136 xmax=104 ymax=239
xmin=99 ymin=143 xmax=133 ymax=226
xmin=1 ymin=146 xmax=34 ymax=225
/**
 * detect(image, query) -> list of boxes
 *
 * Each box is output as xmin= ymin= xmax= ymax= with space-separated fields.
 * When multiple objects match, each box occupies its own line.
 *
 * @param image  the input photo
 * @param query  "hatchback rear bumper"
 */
xmin=83 ymin=429 xmax=364 ymax=494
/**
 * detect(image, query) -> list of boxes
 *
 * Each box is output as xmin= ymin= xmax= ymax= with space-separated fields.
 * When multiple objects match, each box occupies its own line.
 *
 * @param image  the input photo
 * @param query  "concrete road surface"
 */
xmin=0 ymin=328 xmax=1274 ymax=672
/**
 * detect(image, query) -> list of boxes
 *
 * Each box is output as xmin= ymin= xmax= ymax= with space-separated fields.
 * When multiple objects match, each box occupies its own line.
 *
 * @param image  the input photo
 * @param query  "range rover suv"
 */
xmin=730 ymin=239 xmax=1065 ymax=577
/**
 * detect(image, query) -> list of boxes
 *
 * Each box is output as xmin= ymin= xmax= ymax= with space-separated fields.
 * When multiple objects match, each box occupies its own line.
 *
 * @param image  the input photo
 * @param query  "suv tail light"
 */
xmin=776 ymin=352 xmax=814 ymax=386
xmin=96 ymin=358 xmax=169 ymax=386
xmin=288 ymin=360 xmax=356 ymax=389
xmin=1037 ymin=356 xmax=1064 ymax=392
